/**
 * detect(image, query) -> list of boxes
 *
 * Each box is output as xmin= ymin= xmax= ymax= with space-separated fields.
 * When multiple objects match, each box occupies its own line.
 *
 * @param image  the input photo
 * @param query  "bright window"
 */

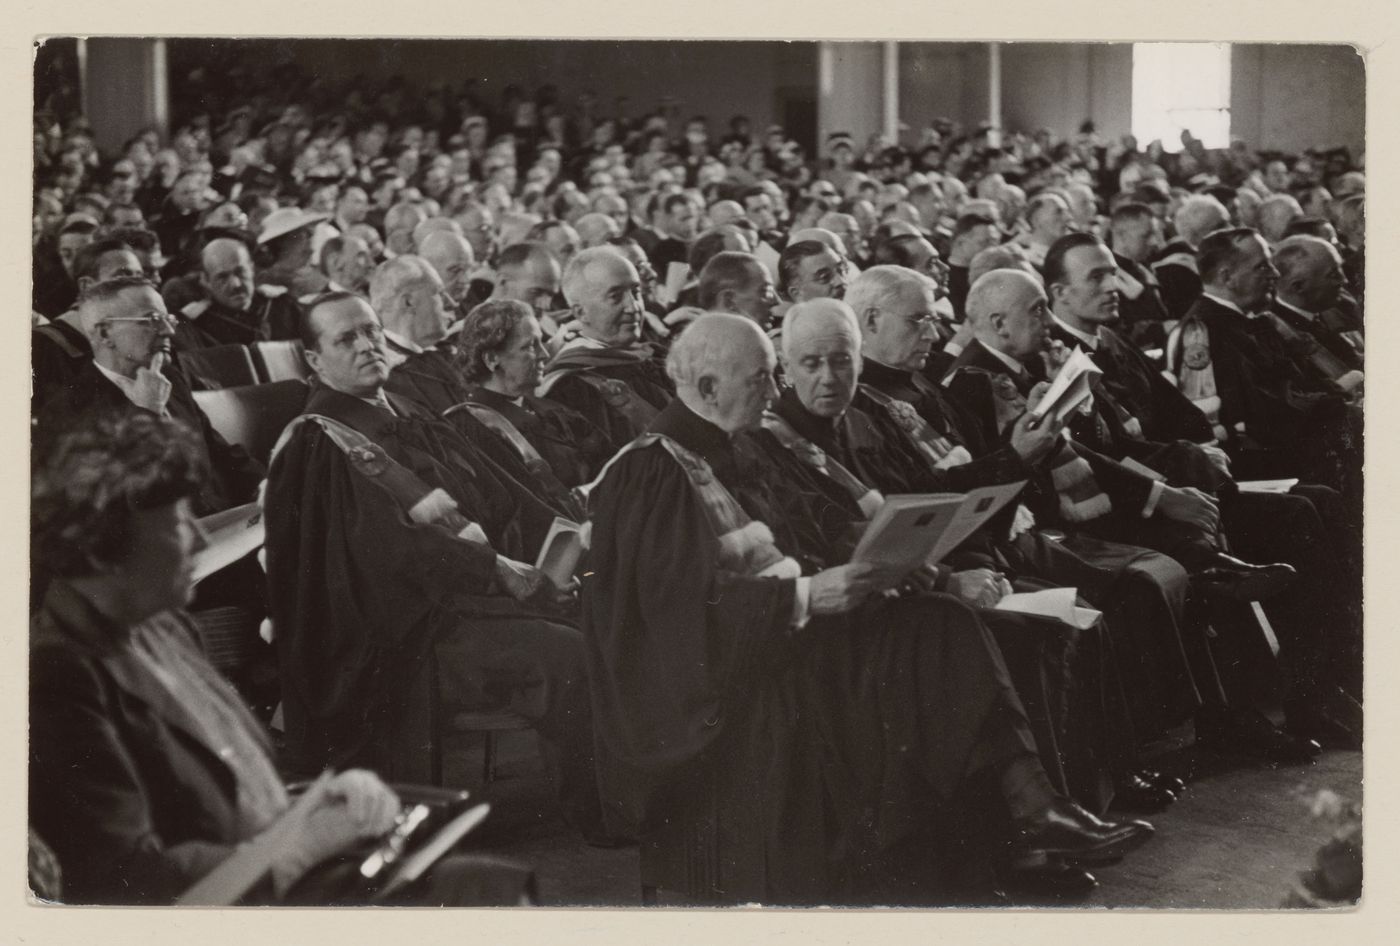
xmin=1132 ymin=43 xmax=1231 ymax=150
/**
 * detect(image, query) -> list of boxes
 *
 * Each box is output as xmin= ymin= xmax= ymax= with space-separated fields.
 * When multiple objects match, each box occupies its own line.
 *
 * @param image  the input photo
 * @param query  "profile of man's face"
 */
xmin=745 ymin=194 xmax=777 ymax=231
xmin=727 ymin=263 xmax=779 ymax=327
xmin=995 ymin=283 xmax=1051 ymax=360
xmin=1228 ymin=236 xmax=1279 ymax=311
xmin=868 ymin=285 xmax=940 ymax=371
xmin=1056 ymin=244 xmax=1120 ymax=325
xmin=99 ymin=287 xmax=175 ymax=375
xmin=787 ymin=318 xmax=860 ymax=418
xmin=58 ymin=232 xmax=94 ymax=277
xmin=305 ymin=298 xmax=391 ymax=397
xmin=331 ymin=237 xmax=374 ymax=293
xmin=501 ymin=256 xmax=562 ymax=313
xmin=710 ymin=335 xmax=779 ymax=432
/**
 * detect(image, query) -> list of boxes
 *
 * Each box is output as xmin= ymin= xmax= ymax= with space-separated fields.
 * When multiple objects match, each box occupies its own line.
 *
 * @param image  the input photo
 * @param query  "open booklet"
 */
xmin=1031 ymin=346 xmax=1102 ymax=425
xmin=535 ymin=516 xmax=585 ymax=588
xmin=192 ymin=501 xmax=265 ymax=583
xmin=850 ymin=482 xmax=1025 ymax=571
xmin=995 ymin=586 xmax=1102 ymax=630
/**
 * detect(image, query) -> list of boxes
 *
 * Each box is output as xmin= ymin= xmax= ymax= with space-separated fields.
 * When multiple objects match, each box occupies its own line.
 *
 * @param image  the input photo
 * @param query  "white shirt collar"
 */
xmin=358 ymin=390 xmax=397 ymax=415
xmin=1051 ymin=313 xmax=1100 ymax=350
xmin=94 ymin=360 xmax=169 ymax=416
xmin=1275 ymin=297 xmax=1316 ymax=321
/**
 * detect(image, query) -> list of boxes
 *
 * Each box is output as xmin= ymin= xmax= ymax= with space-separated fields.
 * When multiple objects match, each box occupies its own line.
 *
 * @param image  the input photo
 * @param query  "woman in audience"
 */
xmin=29 ymin=410 xmax=532 ymax=905
xmin=449 ymin=300 xmax=614 ymax=512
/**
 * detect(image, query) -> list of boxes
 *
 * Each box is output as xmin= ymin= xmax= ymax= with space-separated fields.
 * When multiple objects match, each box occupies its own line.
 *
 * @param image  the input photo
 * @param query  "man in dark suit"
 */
xmin=1267 ymin=235 xmax=1364 ymax=386
xmin=36 ymin=275 xmax=263 ymax=516
xmin=168 ymin=237 xmax=302 ymax=351
xmin=1152 ymin=195 xmax=1229 ymax=321
xmin=1106 ymin=202 xmax=1170 ymax=349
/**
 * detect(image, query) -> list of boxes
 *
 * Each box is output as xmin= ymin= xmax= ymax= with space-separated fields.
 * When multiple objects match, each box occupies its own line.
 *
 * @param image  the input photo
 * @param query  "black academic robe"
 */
xmin=584 ymin=399 xmax=1038 ymax=904
xmin=540 ymin=344 xmax=676 ymax=446
xmin=1178 ymin=296 xmax=1361 ymax=495
xmin=756 ymin=396 xmax=1129 ymax=813
xmin=1268 ymin=301 xmax=1364 ymax=375
xmin=383 ymin=340 xmax=472 ymax=415
xmin=1151 ymin=239 xmax=1201 ymax=321
xmin=457 ymin=385 xmax=616 ymax=489
xmin=1112 ymin=253 xmax=1172 ymax=350
xmin=263 ymin=384 xmax=582 ymax=781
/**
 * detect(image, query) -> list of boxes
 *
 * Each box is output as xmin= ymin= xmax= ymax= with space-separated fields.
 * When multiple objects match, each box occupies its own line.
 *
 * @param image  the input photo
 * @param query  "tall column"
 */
xmin=81 ymin=37 xmax=168 ymax=155
xmin=818 ymin=42 xmax=898 ymax=148
xmin=988 ymin=42 xmax=1002 ymax=132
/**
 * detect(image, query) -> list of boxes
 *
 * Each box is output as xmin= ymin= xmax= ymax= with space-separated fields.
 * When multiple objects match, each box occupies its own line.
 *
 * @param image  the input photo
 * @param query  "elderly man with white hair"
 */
xmin=537 ymin=246 xmax=675 ymax=443
xmin=1153 ymin=193 xmax=1230 ymax=320
xmin=582 ymin=310 xmax=1154 ymax=906
xmin=1267 ymin=234 xmax=1364 ymax=383
xmin=574 ymin=211 xmax=621 ymax=248
xmin=367 ymin=254 xmax=468 ymax=414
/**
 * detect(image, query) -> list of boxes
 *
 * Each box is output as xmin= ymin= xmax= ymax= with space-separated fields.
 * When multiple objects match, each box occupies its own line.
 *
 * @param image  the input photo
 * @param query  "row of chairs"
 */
xmin=181 ymin=339 xmax=311 ymax=391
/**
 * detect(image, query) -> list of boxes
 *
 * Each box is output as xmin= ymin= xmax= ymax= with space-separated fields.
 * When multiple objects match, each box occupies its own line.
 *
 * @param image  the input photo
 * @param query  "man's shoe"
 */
xmin=1196 ymin=706 xmax=1321 ymax=764
xmin=1192 ymin=554 xmax=1297 ymax=602
xmin=1113 ymin=773 xmax=1177 ymax=813
xmin=1013 ymin=798 xmax=1155 ymax=865
xmin=1285 ymin=689 xmax=1363 ymax=750
xmin=1002 ymin=856 xmax=1099 ymax=899
xmin=1137 ymin=769 xmax=1187 ymax=795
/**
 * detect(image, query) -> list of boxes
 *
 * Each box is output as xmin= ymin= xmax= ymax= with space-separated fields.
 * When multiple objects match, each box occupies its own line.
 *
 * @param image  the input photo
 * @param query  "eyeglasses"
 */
xmin=102 ymin=313 xmax=176 ymax=329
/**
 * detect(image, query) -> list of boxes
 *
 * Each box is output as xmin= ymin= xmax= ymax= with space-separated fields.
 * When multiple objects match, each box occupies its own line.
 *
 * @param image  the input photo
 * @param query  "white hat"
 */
xmin=257 ymin=207 xmax=329 ymax=245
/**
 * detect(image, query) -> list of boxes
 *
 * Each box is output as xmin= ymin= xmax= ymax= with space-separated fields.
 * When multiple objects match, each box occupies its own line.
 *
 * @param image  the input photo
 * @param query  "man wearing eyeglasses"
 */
xmin=36 ymin=275 xmax=263 ymax=517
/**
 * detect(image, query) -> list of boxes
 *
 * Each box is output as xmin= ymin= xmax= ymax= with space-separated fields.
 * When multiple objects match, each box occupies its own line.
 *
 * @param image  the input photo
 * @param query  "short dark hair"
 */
xmin=661 ymin=193 xmax=692 ymax=217
xmin=320 ymin=234 xmax=348 ymax=274
xmin=1282 ymin=216 xmax=1335 ymax=240
xmin=1110 ymin=201 xmax=1156 ymax=226
xmin=952 ymin=212 xmax=998 ymax=241
xmin=873 ymin=233 xmax=929 ymax=268
xmin=697 ymin=251 xmax=762 ymax=309
xmin=59 ymin=218 xmax=99 ymax=239
xmin=454 ymin=299 xmax=533 ymax=384
xmin=299 ymin=290 xmax=365 ymax=350
xmin=72 ymin=237 xmax=140 ymax=284
xmin=1197 ymin=227 xmax=1261 ymax=285
xmin=688 ymin=227 xmax=739 ymax=277
xmin=1042 ymin=232 xmax=1106 ymax=287
xmin=496 ymin=240 xmax=552 ymax=273
xmin=777 ymin=240 xmax=830 ymax=295
xmin=32 ymin=411 xmax=205 ymax=578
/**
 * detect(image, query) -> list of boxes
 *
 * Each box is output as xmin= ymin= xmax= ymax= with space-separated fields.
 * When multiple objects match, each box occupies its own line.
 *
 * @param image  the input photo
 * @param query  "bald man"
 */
xmin=411 ymin=215 xmax=463 ymax=254
xmin=584 ymin=311 xmax=1153 ymax=905
xmin=262 ymin=292 xmax=601 ymax=827
xmin=538 ymin=246 xmax=675 ymax=444
xmin=172 ymin=237 xmax=300 ymax=350
xmin=418 ymin=229 xmax=476 ymax=310
xmin=367 ymin=255 xmax=469 ymax=414
xmin=706 ymin=198 xmax=745 ymax=229
xmin=1258 ymin=194 xmax=1304 ymax=246
xmin=575 ymin=211 xmax=621 ymax=248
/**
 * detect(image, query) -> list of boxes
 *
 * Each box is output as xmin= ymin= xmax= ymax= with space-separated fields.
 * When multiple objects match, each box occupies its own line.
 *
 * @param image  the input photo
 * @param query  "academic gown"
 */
xmin=1178 ymin=296 xmax=1362 ymax=500
xmin=263 ymin=384 xmax=596 ymax=808
xmin=455 ymin=385 xmax=617 ymax=489
xmin=942 ymin=341 xmax=1217 ymax=735
xmin=171 ymin=288 xmax=302 ymax=350
xmin=540 ymin=344 xmax=676 ymax=446
xmin=1112 ymin=253 xmax=1172 ymax=350
xmin=584 ymin=398 xmax=1044 ymax=904
xmin=760 ymin=392 xmax=1130 ymax=813
xmin=31 ymin=316 xmax=93 ymax=415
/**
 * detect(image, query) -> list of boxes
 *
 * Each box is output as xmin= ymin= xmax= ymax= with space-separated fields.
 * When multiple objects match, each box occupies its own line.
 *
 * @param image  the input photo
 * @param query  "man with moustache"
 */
xmin=262 ymin=293 xmax=602 ymax=839
xmin=778 ymin=240 xmax=848 ymax=305
xmin=170 ymin=237 xmax=302 ymax=351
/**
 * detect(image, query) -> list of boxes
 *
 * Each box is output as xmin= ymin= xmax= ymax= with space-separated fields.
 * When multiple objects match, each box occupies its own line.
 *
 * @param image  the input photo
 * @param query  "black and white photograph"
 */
xmin=19 ymin=2 xmax=1381 ymax=930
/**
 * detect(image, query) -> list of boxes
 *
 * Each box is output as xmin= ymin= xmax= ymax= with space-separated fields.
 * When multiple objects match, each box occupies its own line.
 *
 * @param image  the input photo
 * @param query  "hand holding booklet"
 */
xmin=1031 ymin=346 xmax=1102 ymax=426
xmin=850 ymin=482 xmax=1025 ymax=572
xmin=535 ymin=517 xmax=585 ymax=588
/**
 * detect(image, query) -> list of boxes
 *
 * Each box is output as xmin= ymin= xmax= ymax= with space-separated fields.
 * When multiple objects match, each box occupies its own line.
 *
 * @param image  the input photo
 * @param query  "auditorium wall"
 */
xmin=1230 ymin=44 xmax=1365 ymax=156
xmin=997 ymin=43 xmax=1134 ymax=141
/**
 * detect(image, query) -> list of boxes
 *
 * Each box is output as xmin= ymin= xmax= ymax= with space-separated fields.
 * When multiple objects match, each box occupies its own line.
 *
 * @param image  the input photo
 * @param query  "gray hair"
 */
xmin=844 ymin=265 xmax=934 ymax=327
xmin=779 ymin=297 xmax=861 ymax=364
xmin=1174 ymin=194 xmax=1231 ymax=246
xmin=667 ymin=312 xmax=770 ymax=388
xmin=369 ymin=255 xmax=431 ymax=314
xmin=560 ymin=245 xmax=631 ymax=306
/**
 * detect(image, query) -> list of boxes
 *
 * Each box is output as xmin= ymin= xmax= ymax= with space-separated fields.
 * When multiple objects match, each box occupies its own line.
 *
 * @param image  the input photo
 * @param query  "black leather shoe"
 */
xmin=1003 ymin=856 xmax=1099 ymax=899
xmin=1192 ymin=553 xmax=1297 ymax=602
xmin=1285 ymin=689 xmax=1363 ymax=750
xmin=1196 ymin=706 xmax=1321 ymax=764
xmin=1013 ymin=798 xmax=1155 ymax=865
xmin=1137 ymin=769 xmax=1187 ymax=795
xmin=1114 ymin=773 xmax=1177 ymax=812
